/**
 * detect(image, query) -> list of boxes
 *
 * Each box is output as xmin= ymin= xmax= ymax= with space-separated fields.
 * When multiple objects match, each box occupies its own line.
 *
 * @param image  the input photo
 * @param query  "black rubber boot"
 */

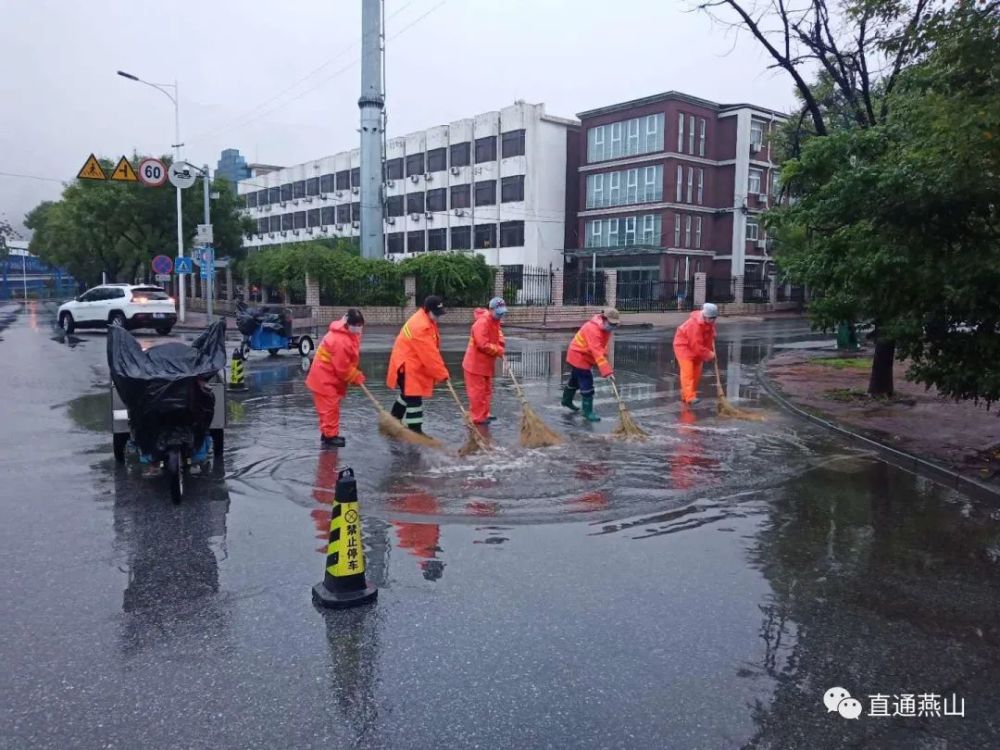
xmin=322 ymin=435 xmax=346 ymax=448
xmin=581 ymin=394 xmax=601 ymax=422
xmin=561 ymin=387 xmax=580 ymax=411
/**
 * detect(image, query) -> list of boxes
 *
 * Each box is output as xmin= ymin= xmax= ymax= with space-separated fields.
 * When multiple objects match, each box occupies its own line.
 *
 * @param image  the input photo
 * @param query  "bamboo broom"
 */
xmin=609 ymin=377 xmax=649 ymax=440
xmin=711 ymin=349 xmax=765 ymax=421
xmin=446 ymin=380 xmax=492 ymax=456
xmin=503 ymin=359 xmax=562 ymax=449
xmin=358 ymin=382 xmax=444 ymax=448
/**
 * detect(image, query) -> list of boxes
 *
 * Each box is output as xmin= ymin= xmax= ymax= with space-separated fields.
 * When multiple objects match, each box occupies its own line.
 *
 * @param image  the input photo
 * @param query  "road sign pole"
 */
xmin=202 ymin=164 xmax=212 ymax=322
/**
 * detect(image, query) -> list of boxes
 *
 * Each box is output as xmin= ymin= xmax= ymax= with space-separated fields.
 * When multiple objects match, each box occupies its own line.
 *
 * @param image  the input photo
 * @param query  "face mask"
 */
xmin=602 ymin=322 xmax=617 ymax=332
xmin=348 ymin=325 xmax=363 ymax=335
xmin=492 ymin=307 xmax=507 ymax=319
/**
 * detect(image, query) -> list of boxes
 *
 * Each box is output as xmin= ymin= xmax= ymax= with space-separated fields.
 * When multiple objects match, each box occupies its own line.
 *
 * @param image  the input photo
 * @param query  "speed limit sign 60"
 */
xmin=138 ymin=158 xmax=167 ymax=187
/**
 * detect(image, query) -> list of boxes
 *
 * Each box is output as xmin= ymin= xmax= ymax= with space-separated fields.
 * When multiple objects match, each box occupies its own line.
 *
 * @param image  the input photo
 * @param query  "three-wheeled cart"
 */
xmin=236 ymin=303 xmax=313 ymax=358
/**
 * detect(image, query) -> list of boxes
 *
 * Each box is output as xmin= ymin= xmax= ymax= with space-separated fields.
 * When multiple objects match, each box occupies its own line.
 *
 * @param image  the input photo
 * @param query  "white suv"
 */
xmin=58 ymin=284 xmax=178 ymax=335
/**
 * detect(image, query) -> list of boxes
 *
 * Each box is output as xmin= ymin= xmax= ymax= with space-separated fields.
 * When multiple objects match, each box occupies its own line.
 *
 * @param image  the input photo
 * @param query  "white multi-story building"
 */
xmin=238 ymin=101 xmax=578 ymax=269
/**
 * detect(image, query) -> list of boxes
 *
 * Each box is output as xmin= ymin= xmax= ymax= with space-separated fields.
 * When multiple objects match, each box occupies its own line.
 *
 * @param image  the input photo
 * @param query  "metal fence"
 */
xmin=502 ymin=265 xmax=553 ymax=306
xmin=776 ymin=284 xmax=806 ymax=303
xmin=563 ymin=270 xmax=606 ymax=306
xmin=705 ymin=277 xmax=736 ymax=304
xmin=743 ymin=276 xmax=771 ymax=303
xmin=320 ymin=270 xmax=407 ymax=307
xmin=615 ymin=279 xmax=694 ymax=312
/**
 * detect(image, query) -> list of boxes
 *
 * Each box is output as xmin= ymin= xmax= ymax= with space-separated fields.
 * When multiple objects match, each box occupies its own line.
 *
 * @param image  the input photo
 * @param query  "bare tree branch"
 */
xmin=880 ymin=0 xmax=931 ymax=121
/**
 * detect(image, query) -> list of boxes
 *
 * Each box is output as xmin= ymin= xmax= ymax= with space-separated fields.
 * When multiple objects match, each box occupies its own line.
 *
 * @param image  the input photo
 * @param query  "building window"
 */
xmin=746 ymin=220 xmax=759 ymax=241
xmin=587 ymin=173 xmax=604 ymax=208
xmin=607 ymin=217 xmax=620 ymax=246
xmin=588 ymin=220 xmax=602 ymax=247
xmin=306 ymin=177 xmax=320 ymax=196
xmin=475 ymin=135 xmax=497 ymax=163
xmin=687 ymin=167 xmax=694 ymax=203
xmin=588 ymin=126 xmax=605 ymax=162
xmin=688 ymin=115 xmax=696 ymax=155
xmin=499 ymin=220 xmax=525 ymax=247
xmin=451 ymin=225 xmax=471 ymax=249
xmin=643 ymin=165 xmax=662 ymax=202
xmin=475 ymin=180 xmax=496 ymax=206
xmin=674 ymin=214 xmax=681 ymax=246
xmin=450 ymin=142 xmax=471 ymax=167
xmin=677 ymin=112 xmax=685 ymax=152
xmin=695 ymin=216 xmax=703 ymax=248
xmin=428 ymin=227 xmax=447 ymax=251
xmin=426 ymin=188 xmax=446 ymax=212
xmin=608 ymin=172 xmax=621 ymax=205
xmin=750 ymin=121 xmax=764 ymax=149
xmin=406 ymin=153 xmax=425 ymax=177
xmin=257 ymin=189 xmax=269 ymax=206
xmin=451 ymin=184 xmax=471 ymax=209
xmin=748 ymin=168 xmax=763 ymax=195
xmin=351 ymin=202 xmax=361 ymax=221
xmin=609 ymin=121 xmax=623 ymax=159
xmin=386 ymin=195 xmax=404 ymax=217
xmin=475 ymin=223 xmax=496 ymax=249
xmin=268 ymin=187 xmax=280 ymax=204
xmin=293 ymin=181 xmax=306 ymax=199
xmin=684 ymin=215 xmax=692 ymax=247
xmin=320 ymin=174 xmax=335 ymax=193
xmin=501 ymin=129 xmax=526 ymax=158
xmin=427 ymin=148 xmax=447 ymax=172
xmin=387 ymin=232 xmax=404 ymax=254
xmin=282 ymin=213 xmax=294 ymax=231
xmin=641 ymin=214 xmax=657 ymax=245
xmin=321 ymin=206 xmax=336 ymax=225
xmin=407 ymin=193 xmax=425 ymax=214
xmin=280 ymin=183 xmax=293 ymax=201
xmin=256 ymin=218 xmax=267 ymax=233
xmin=626 ymin=119 xmax=640 ymax=156
xmin=408 ymin=230 xmax=425 ymax=253
xmin=336 ymin=204 xmax=350 ymax=224
xmin=307 ymin=208 xmax=320 ymax=227
xmin=385 ymin=158 xmax=403 ymax=180
xmin=624 ymin=216 xmax=637 ymax=246
xmin=336 ymin=171 xmax=350 ymax=190
xmin=501 ymin=175 xmax=525 ymax=202
xmin=626 ymin=168 xmax=638 ymax=204
xmin=697 ymin=169 xmax=704 ymax=205
xmin=246 ymin=191 xmax=258 ymax=208
xmin=350 ymin=167 xmax=361 ymax=187
xmin=646 ymin=114 xmax=663 ymax=152
xmin=268 ymin=215 xmax=281 ymax=232
xmin=698 ymin=118 xmax=707 ymax=157
xmin=676 ymin=165 xmax=683 ymax=202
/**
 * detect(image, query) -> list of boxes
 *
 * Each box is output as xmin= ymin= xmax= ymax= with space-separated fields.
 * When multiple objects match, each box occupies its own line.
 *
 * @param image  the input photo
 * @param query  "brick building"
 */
xmin=565 ymin=91 xmax=785 ymax=306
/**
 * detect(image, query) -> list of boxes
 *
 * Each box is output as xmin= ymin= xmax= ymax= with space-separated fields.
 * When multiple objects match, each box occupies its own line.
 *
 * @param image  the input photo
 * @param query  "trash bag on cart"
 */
xmin=235 ymin=302 xmax=291 ymax=337
xmin=108 ymin=321 xmax=227 ymax=454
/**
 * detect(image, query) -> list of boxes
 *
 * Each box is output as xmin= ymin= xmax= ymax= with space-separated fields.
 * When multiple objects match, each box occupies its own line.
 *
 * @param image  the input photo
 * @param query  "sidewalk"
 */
xmin=765 ymin=350 xmax=1000 ymax=490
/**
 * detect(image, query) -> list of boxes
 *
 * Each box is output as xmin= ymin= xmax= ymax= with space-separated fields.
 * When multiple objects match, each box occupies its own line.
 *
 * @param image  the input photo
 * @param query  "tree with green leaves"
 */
xmin=25 ymin=156 xmax=255 ymax=287
xmin=769 ymin=4 xmax=1000 ymax=403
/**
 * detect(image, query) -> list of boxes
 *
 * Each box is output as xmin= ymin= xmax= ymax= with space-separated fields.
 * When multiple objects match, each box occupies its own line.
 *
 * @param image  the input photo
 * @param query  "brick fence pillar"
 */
xmin=225 ymin=265 xmax=233 ymax=302
xmin=604 ymin=270 xmax=617 ymax=309
xmin=552 ymin=269 xmax=564 ymax=307
xmin=693 ymin=272 xmax=707 ymax=307
xmin=768 ymin=274 xmax=777 ymax=304
xmin=493 ymin=268 xmax=505 ymax=300
xmin=243 ymin=269 xmax=250 ymax=301
xmin=734 ymin=275 xmax=745 ymax=305
xmin=404 ymin=275 xmax=417 ymax=312
xmin=305 ymin=272 xmax=320 ymax=307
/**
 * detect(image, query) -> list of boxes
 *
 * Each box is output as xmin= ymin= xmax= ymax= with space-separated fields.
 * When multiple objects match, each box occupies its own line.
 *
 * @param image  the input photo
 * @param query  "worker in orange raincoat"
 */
xmin=462 ymin=297 xmax=507 ymax=425
xmin=387 ymin=295 xmax=450 ymax=434
xmin=672 ymin=302 xmax=719 ymax=405
xmin=561 ymin=308 xmax=620 ymax=422
xmin=305 ymin=308 xmax=366 ymax=448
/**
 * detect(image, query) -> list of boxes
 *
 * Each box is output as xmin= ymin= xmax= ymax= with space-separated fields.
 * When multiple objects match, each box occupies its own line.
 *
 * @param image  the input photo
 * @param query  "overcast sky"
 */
xmin=0 ymin=0 xmax=796 ymax=235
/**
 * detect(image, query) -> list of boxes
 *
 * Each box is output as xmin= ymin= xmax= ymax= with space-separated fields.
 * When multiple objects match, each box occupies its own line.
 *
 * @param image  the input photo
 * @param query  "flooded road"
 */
xmin=2 ymin=302 xmax=999 ymax=749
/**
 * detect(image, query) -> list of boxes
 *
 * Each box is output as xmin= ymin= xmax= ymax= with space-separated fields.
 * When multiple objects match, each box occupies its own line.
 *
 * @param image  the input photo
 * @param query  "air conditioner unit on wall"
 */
xmin=450 ymin=167 xmax=460 ymax=176
xmin=757 ymin=239 xmax=767 ymax=248
xmin=351 ymin=186 xmax=359 ymax=194
xmin=453 ymin=208 xmax=465 ymax=217
xmin=424 ymin=173 xmax=433 ymax=182
xmin=386 ymin=180 xmax=394 ymax=188
xmin=386 ymin=217 xmax=396 ymax=225
xmin=750 ymin=143 xmax=762 ymax=154
xmin=336 ymin=224 xmax=344 ymax=231
xmin=320 ymin=227 xmax=329 ymax=234
xmin=758 ymin=194 xmax=768 ymax=203
xmin=319 ymin=193 xmax=327 ymax=201
xmin=410 ymin=175 xmax=420 ymax=183
xmin=335 ymin=191 xmax=343 ymax=198
xmin=352 ymin=220 xmax=360 ymax=228
xmin=410 ymin=213 xmax=421 ymax=221
xmin=267 ymin=232 xmax=275 ymax=239
xmin=425 ymin=212 xmax=434 ymax=221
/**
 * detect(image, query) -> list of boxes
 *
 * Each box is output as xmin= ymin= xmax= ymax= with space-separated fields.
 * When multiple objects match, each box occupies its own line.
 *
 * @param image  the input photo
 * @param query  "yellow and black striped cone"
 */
xmin=228 ymin=346 xmax=247 ymax=391
xmin=312 ymin=467 xmax=378 ymax=609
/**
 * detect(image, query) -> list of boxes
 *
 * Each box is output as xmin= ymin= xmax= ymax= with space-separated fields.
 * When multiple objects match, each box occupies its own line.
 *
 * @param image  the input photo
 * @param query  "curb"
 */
xmin=757 ymin=361 xmax=1000 ymax=501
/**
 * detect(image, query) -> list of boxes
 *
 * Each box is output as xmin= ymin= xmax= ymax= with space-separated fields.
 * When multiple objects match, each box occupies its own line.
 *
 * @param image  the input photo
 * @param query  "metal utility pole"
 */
xmin=202 ymin=164 xmax=213 ymax=321
xmin=358 ymin=0 xmax=385 ymax=259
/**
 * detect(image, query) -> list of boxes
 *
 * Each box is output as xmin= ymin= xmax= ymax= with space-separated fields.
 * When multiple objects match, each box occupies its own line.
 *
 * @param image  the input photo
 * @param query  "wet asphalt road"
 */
xmin=2 ymin=301 xmax=1000 ymax=749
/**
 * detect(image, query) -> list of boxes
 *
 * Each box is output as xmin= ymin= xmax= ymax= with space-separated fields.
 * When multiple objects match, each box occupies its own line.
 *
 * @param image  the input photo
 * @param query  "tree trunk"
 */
xmin=868 ymin=337 xmax=895 ymax=398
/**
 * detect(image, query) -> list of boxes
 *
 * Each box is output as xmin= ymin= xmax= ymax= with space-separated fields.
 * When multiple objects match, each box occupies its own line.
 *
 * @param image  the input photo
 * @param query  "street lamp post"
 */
xmin=117 ymin=70 xmax=186 ymax=323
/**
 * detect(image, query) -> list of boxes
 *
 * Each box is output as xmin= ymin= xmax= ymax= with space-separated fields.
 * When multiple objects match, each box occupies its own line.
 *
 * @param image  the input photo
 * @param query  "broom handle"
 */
xmin=502 ymin=358 xmax=529 ymax=404
xmin=711 ymin=347 xmax=726 ymax=398
xmin=358 ymin=382 xmax=386 ymax=412
xmin=608 ymin=377 xmax=629 ymax=417
xmin=445 ymin=379 xmax=476 ymax=427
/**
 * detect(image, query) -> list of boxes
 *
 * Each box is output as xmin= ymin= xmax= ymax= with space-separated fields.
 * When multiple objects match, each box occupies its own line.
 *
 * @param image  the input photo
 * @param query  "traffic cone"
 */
xmin=228 ymin=346 xmax=247 ymax=391
xmin=312 ymin=467 xmax=378 ymax=609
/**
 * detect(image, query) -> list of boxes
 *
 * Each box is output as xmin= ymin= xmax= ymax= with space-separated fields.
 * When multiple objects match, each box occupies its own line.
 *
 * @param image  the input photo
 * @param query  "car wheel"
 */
xmin=109 ymin=311 xmax=126 ymax=328
xmin=156 ymin=326 xmax=173 ymax=336
xmin=59 ymin=313 xmax=75 ymax=334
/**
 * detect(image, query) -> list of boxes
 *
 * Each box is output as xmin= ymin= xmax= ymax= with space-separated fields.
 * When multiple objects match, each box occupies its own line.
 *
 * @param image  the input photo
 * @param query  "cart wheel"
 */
xmin=167 ymin=449 xmax=183 ymax=504
xmin=113 ymin=433 xmax=129 ymax=463
xmin=267 ymin=348 xmax=280 ymax=356
xmin=210 ymin=428 xmax=224 ymax=457
xmin=240 ymin=341 xmax=251 ymax=360
xmin=297 ymin=336 xmax=314 ymax=357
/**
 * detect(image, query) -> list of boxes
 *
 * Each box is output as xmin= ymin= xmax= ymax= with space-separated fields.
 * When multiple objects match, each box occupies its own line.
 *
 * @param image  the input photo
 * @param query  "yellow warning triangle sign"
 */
xmin=77 ymin=154 xmax=107 ymax=181
xmin=110 ymin=156 xmax=138 ymax=183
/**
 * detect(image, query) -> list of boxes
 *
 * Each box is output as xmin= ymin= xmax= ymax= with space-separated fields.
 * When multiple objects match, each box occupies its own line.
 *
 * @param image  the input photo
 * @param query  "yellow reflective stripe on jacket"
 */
xmin=402 ymin=323 xmax=413 ymax=339
xmin=596 ymin=356 xmax=609 ymax=365
xmin=573 ymin=332 xmax=586 ymax=348
xmin=346 ymin=366 xmax=360 ymax=382
xmin=317 ymin=348 xmax=332 ymax=363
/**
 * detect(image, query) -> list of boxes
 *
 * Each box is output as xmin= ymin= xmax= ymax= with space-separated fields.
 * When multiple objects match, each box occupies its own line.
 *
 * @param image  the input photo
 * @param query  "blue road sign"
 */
xmin=200 ymin=261 xmax=215 ymax=281
xmin=151 ymin=255 xmax=173 ymax=275
xmin=174 ymin=256 xmax=194 ymax=275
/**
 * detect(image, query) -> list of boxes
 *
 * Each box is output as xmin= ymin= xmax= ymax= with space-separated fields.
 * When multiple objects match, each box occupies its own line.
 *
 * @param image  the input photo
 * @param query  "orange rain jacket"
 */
xmin=672 ymin=310 xmax=717 ymax=362
xmin=566 ymin=314 xmax=613 ymax=377
xmin=387 ymin=308 xmax=450 ymax=398
xmin=462 ymin=308 xmax=505 ymax=377
xmin=306 ymin=319 xmax=365 ymax=396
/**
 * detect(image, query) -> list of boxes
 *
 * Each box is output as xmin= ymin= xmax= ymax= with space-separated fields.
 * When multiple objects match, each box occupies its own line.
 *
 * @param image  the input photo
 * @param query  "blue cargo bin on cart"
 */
xmin=236 ymin=302 xmax=314 ymax=358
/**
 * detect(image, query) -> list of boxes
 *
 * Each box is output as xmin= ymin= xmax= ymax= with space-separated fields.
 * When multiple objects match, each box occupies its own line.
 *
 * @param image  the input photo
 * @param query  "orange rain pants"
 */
xmin=677 ymin=358 xmax=704 ymax=404
xmin=464 ymin=371 xmax=493 ymax=424
xmin=311 ymin=387 xmax=346 ymax=438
